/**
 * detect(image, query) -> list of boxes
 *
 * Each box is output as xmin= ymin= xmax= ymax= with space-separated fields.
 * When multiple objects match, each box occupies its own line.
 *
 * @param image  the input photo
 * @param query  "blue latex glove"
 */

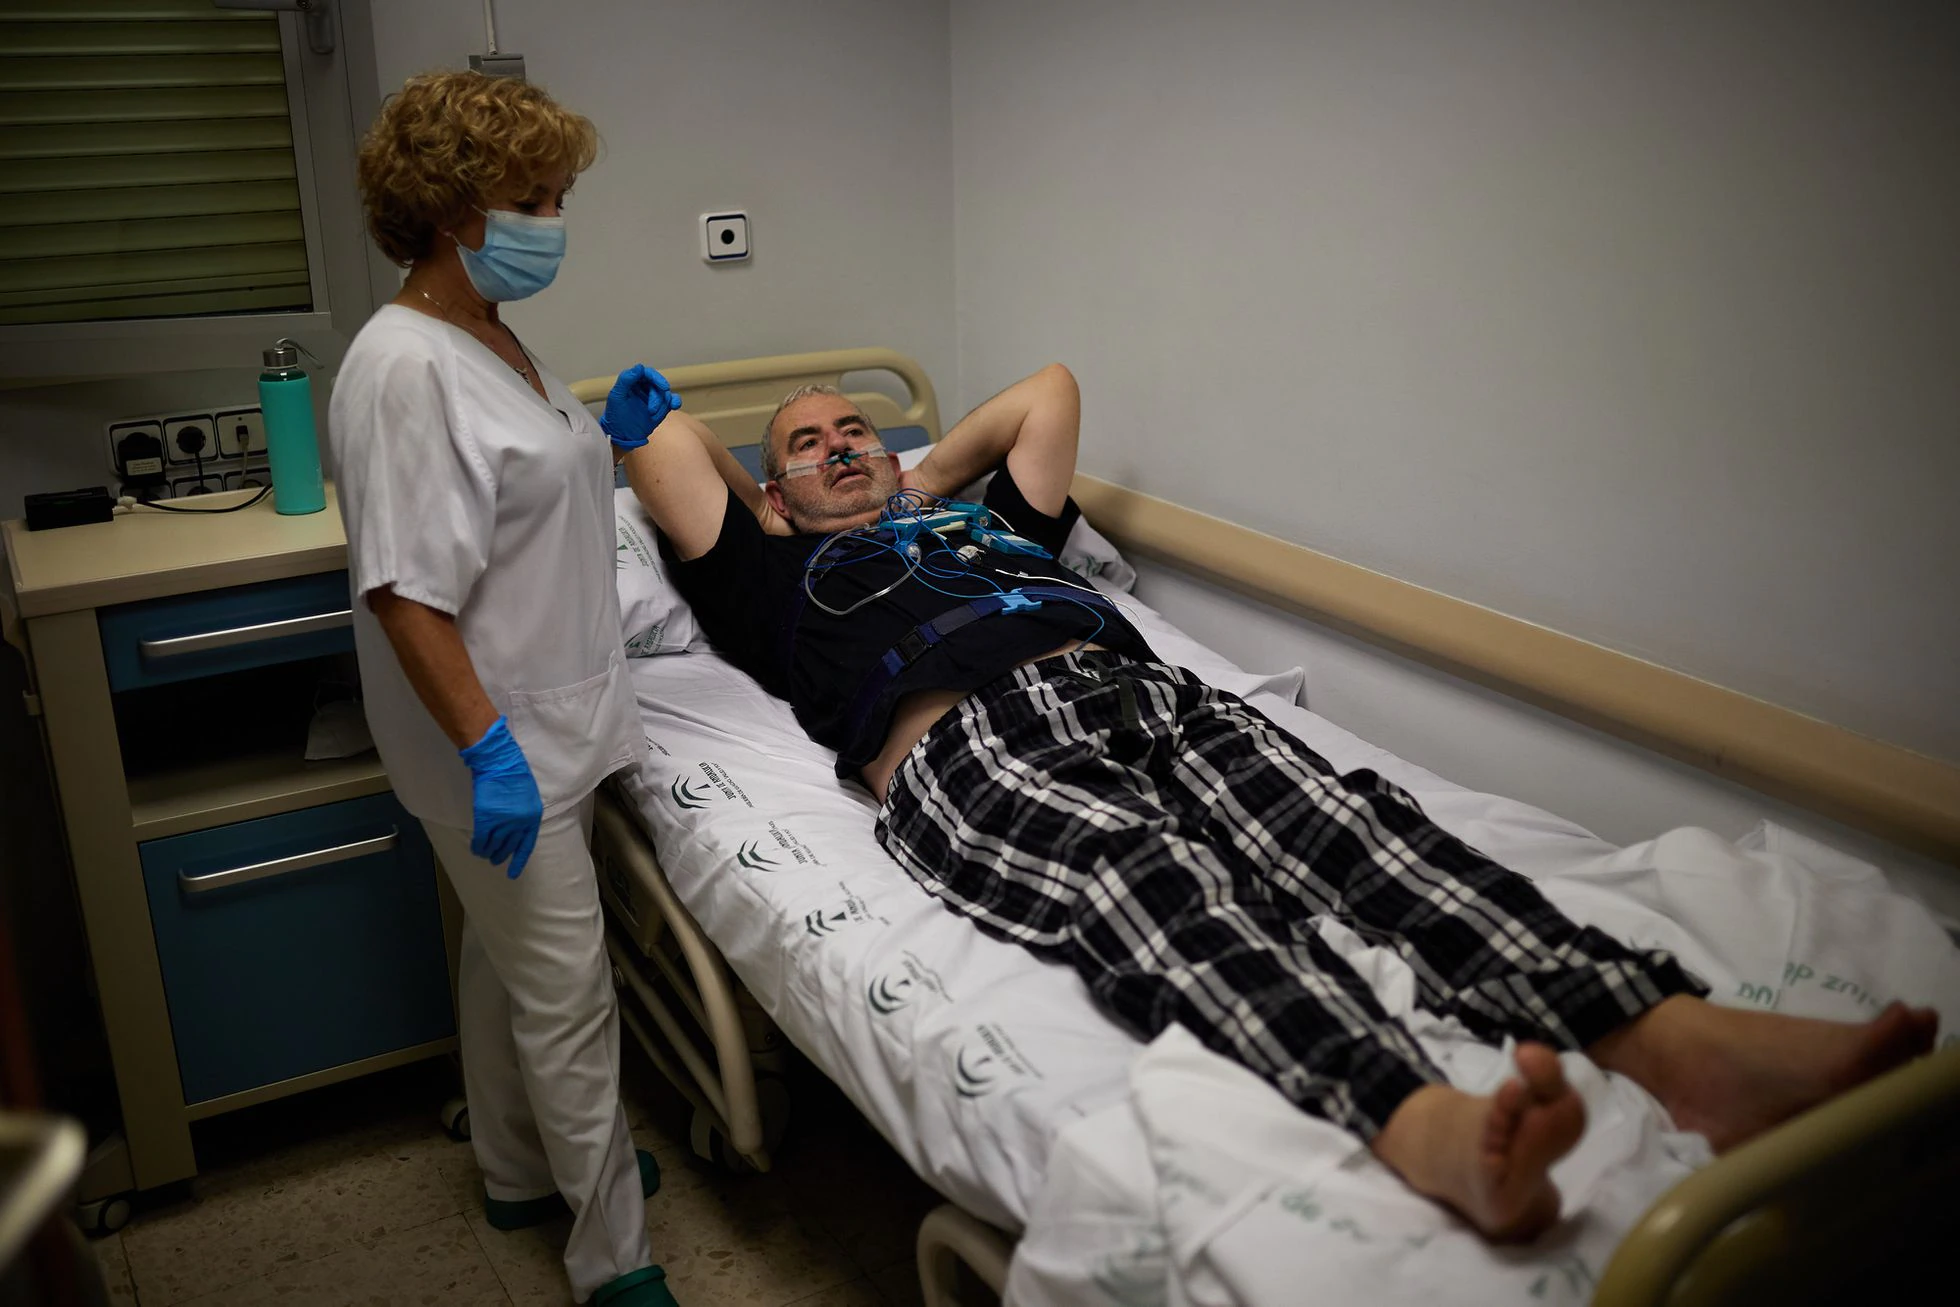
xmin=599 ymin=363 xmax=682 ymax=450
xmin=458 ymin=716 xmax=542 ymax=879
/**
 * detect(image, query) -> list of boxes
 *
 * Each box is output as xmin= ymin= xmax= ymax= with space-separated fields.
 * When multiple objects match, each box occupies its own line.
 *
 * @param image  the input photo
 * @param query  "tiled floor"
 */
xmin=88 ymin=1055 xmax=947 ymax=1306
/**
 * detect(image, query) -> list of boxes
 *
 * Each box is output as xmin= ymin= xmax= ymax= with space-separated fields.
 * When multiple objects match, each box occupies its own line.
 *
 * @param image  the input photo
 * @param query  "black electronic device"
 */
xmin=113 ymin=427 xmax=168 ymax=494
xmin=24 ymin=486 xmax=115 ymax=531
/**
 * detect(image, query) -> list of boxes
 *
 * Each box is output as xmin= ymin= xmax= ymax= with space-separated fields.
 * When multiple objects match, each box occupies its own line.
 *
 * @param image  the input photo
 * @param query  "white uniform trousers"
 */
xmin=422 ymin=797 xmax=652 ymax=1301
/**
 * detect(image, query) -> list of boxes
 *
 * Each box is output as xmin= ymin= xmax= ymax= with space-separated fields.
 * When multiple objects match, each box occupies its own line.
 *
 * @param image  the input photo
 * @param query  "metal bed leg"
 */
xmin=917 ymin=1203 xmax=1013 ymax=1307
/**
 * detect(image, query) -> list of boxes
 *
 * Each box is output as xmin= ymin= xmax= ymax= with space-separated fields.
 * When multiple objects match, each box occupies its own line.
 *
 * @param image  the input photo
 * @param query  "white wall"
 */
xmin=0 ymin=0 xmax=953 ymax=520
xmin=368 ymin=0 xmax=953 ymax=401
xmin=952 ymin=0 xmax=1960 ymax=765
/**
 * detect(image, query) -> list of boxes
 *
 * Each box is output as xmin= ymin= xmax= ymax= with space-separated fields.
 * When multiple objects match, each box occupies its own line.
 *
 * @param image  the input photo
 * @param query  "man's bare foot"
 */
xmin=1590 ymin=995 xmax=1938 ymax=1152
xmin=1370 ymin=1044 xmax=1586 ymax=1241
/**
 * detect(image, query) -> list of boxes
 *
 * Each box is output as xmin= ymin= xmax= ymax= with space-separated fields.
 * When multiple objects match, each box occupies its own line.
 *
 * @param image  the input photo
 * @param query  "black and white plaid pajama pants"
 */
xmin=876 ymin=651 xmax=1706 ymax=1139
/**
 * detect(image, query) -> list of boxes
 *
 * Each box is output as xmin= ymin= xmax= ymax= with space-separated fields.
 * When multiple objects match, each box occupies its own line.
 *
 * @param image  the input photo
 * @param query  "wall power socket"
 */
xmin=214 ymin=408 xmax=266 ymax=458
xmin=163 ymin=414 xmax=216 ymax=466
xmin=107 ymin=420 xmax=166 ymax=486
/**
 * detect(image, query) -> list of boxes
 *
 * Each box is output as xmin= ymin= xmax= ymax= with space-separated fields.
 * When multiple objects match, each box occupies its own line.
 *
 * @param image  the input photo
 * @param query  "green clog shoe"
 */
xmin=591 ymin=1265 xmax=677 ymax=1307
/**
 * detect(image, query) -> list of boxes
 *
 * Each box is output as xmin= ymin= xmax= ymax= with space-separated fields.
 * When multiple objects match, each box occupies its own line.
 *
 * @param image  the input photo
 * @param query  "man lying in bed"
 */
xmin=623 ymin=363 xmax=1937 ymax=1241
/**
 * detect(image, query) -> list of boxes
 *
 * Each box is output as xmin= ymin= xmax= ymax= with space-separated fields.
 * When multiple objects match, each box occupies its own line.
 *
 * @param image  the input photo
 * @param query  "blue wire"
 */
xmin=806 ymin=487 xmax=1112 ymax=647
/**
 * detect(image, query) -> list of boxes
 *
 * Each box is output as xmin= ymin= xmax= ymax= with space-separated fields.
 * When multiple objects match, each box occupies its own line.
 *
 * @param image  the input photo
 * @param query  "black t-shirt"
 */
xmin=665 ymin=467 xmax=1155 ymax=774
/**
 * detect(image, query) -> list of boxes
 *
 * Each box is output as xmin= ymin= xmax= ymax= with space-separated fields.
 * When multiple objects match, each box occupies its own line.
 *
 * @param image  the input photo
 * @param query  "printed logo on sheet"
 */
xmin=867 ymin=952 xmax=950 ymax=1016
xmin=625 ymin=621 xmax=673 ymax=656
xmin=670 ymin=761 xmax=755 ymax=811
xmin=734 ymin=820 xmax=824 ymax=872
xmin=803 ymin=881 xmax=887 ymax=938
xmin=952 ymin=1022 xmax=1043 ymax=1099
xmin=1732 ymin=960 xmax=1897 ymax=1017
xmin=1271 ymin=1185 xmax=1390 ymax=1247
xmin=1088 ymin=1230 xmax=1170 ymax=1307
xmin=616 ymin=520 xmax=658 ymax=571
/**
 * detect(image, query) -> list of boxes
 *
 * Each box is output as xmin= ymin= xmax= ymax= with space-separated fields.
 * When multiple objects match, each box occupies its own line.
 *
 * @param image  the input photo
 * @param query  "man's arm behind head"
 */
xmin=622 ymin=410 xmax=792 ymax=559
xmin=906 ymin=363 xmax=1080 ymax=516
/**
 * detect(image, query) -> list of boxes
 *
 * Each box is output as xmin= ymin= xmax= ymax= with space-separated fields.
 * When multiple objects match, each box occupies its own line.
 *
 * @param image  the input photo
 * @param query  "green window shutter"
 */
xmin=0 ymin=0 xmax=311 ymax=326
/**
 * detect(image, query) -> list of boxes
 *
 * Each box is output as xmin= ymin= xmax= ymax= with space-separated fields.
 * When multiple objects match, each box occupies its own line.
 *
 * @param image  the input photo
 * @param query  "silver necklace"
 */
xmin=417 ymin=289 xmax=533 ymax=381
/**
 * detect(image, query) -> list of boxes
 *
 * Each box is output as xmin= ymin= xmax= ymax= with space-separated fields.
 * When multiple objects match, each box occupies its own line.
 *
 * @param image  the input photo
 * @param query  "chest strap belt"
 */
xmin=842 ymin=586 xmax=1120 ymax=755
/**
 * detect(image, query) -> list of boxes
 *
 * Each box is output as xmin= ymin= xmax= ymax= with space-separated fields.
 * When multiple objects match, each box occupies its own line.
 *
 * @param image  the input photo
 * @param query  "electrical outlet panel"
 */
xmin=108 ymin=405 xmax=267 ymax=495
xmin=108 ymin=420 xmax=167 ymax=485
xmin=162 ymin=414 xmax=216 ymax=466
xmin=214 ymin=407 xmax=266 ymax=458
xmin=169 ymin=473 xmax=225 ymax=498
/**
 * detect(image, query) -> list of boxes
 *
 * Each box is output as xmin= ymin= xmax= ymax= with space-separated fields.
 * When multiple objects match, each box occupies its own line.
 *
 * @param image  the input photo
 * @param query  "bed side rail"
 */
xmin=591 ymin=787 xmax=773 ymax=1169
xmin=917 ymin=1204 xmax=1012 ymax=1307
xmin=1066 ymin=475 xmax=1960 ymax=864
xmin=1594 ymin=1041 xmax=1960 ymax=1307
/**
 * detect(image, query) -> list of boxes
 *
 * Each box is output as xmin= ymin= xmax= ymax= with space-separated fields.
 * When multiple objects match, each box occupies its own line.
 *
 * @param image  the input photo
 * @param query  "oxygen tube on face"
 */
xmin=776 ymin=444 xmax=889 ymax=479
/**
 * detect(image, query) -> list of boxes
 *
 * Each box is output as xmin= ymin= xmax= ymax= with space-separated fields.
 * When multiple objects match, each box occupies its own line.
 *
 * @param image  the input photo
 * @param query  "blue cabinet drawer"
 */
xmin=99 ymin=570 xmax=355 ymax=692
xmin=139 ymin=792 xmax=454 ymax=1106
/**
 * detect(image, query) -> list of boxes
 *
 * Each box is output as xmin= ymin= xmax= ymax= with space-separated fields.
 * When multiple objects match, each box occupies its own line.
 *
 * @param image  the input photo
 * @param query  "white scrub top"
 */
xmin=328 ymin=304 xmax=642 ymax=828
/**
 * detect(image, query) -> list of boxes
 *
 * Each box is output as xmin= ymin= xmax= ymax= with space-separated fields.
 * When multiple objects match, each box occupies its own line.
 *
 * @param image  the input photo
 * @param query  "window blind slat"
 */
xmin=0 ymin=240 xmax=307 ymax=295
xmin=0 ymin=280 xmax=309 ymax=326
xmin=0 ymin=148 xmax=296 ymax=195
xmin=0 ymin=117 xmax=292 ymax=159
xmin=0 ymin=179 xmax=300 ymax=229
xmin=0 ymin=212 xmax=301 ymax=260
xmin=0 ymin=20 xmax=280 ymax=57
xmin=0 ymin=54 xmax=287 ymax=93
xmin=0 ymin=86 xmax=290 ymax=126
xmin=0 ymin=2 xmax=271 ymax=19
xmin=0 ymin=266 xmax=309 ymax=308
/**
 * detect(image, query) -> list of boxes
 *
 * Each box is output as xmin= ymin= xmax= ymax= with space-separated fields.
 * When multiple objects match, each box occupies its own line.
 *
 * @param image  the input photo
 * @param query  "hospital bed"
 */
xmin=565 ymin=349 xmax=1960 ymax=1307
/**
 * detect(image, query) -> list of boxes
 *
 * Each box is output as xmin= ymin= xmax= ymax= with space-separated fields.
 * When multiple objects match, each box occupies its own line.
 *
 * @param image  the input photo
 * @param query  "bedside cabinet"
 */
xmin=2 ymin=487 xmax=458 ymax=1212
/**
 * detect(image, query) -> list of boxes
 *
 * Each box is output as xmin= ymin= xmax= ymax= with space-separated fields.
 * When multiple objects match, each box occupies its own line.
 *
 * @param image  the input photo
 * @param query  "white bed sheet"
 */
xmin=617 ymin=583 xmax=1960 ymax=1306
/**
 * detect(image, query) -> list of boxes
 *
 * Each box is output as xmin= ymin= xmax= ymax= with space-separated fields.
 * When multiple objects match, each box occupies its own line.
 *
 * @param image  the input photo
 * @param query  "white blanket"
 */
xmin=617 ymin=584 xmax=1960 ymax=1306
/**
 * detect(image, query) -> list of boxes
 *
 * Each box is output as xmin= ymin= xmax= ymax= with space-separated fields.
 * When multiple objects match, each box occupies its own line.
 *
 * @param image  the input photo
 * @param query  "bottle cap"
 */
xmin=262 ymin=337 xmax=323 ymax=369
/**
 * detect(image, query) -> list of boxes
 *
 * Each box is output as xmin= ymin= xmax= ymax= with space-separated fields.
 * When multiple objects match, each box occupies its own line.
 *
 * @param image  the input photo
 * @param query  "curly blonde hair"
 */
xmin=357 ymin=71 xmax=599 ymax=267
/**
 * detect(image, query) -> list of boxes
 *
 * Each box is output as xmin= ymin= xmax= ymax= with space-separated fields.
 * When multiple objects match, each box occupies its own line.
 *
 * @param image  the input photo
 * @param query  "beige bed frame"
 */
xmin=571 ymin=348 xmax=1960 ymax=1307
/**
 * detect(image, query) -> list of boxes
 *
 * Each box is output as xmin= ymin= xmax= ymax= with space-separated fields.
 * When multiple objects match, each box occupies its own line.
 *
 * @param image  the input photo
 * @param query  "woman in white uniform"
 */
xmin=331 ymin=72 xmax=679 ymax=1307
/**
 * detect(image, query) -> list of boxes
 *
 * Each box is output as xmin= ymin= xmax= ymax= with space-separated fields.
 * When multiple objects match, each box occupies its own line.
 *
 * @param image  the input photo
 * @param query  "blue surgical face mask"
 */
xmin=455 ymin=207 xmax=565 ymax=302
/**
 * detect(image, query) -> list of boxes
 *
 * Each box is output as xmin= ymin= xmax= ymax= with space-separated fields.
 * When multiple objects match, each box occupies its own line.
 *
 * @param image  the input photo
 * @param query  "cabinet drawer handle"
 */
xmin=139 ymin=608 xmax=353 ymax=658
xmin=177 ymin=829 xmax=398 ymax=894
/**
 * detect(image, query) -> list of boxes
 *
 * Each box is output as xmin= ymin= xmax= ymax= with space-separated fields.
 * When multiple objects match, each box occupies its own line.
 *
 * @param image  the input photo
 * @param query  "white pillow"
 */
xmin=893 ymin=445 xmax=1137 ymax=592
xmin=1060 ymin=518 xmax=1138 ymax=593
xmin=613 ymin=486 xmax=706 ymax=656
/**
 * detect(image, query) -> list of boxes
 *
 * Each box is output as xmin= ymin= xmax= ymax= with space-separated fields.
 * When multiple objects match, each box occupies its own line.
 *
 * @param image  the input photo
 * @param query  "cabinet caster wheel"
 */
xmin=689 ymin=1107 xmax=759 ymax=1175
xmin=75 ymin=1195 xmax=132 ymax=1236
xmin=440 ymin=1097 xmax=471 ymax=1142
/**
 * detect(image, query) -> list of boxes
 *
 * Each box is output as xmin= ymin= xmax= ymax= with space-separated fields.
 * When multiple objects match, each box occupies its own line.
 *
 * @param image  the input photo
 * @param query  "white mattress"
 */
xmin=618 ymin=583 xmax=1960 ymax=1305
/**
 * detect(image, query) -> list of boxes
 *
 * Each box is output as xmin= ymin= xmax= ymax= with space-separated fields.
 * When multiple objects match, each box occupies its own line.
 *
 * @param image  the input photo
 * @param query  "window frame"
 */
xmin=0 ymin=0 xmax=383 ymax=382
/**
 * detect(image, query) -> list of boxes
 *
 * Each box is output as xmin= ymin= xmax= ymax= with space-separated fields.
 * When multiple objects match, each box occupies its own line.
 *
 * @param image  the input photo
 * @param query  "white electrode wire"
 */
xmin=804 ymin=525 xmax=916 ymax=617
xmin=483 ymin=0 xmax=499 ymax=53
xmin=995 ymin=566 xmax=1143 ymax=623
xmin=802 ymin=491 xmax=992 ymax=618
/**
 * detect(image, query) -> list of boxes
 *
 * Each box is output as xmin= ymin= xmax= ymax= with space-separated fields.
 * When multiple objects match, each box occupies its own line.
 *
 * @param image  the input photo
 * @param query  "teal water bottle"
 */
xmin=259 ymin=338 xmax=326 ymax=515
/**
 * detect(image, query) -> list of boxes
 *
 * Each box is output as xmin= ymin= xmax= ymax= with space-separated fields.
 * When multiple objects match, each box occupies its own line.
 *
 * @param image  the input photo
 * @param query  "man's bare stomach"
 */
xmin=861 ymin=640 xmax=1106 ymax=802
